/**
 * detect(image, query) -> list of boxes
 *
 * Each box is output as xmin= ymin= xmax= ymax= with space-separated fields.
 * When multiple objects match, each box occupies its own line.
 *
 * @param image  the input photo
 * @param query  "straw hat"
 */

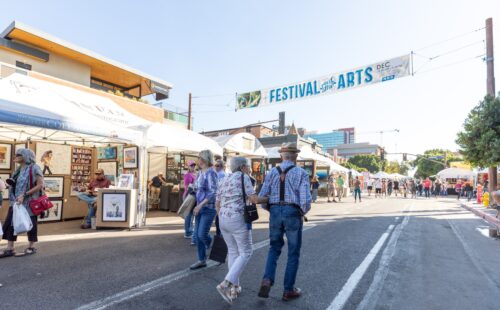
xmin=278 ymin=142 xmax=300 ymax=153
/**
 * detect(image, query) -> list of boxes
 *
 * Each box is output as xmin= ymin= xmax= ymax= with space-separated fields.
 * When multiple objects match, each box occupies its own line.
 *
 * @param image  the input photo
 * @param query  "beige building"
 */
xmin=0 ymin=21 xmax=188 ymax=127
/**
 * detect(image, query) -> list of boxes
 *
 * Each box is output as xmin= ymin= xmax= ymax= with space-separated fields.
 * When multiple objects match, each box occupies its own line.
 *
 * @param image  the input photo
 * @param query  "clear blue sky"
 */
xmin=2 ymin=0 xmax=499 ymax=160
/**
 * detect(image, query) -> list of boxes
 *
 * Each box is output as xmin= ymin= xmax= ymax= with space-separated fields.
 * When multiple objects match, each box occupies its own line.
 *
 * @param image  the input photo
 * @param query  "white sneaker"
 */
xmin=231 ymin=285 xmax=241 ymax=299
xmin=216 ymin=281 xmax=233 ymax=305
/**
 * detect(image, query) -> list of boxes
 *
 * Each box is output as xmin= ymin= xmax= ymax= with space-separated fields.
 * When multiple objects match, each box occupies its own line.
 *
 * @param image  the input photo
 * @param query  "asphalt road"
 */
xmin=2 ymin=195 xmax=500 ymax=310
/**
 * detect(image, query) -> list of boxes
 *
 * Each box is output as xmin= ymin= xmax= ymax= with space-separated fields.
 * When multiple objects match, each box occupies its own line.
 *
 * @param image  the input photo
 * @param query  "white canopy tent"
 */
xmin=373 ymin=171 xmax=391 ymax=179
xmin=350 ymin=169 xmax=362 ymax=177
xmin=437 ymin=168 xmax=475 ymax=179
xmin=213 ymin=133 xmax=267 ymax=158
xmin=146 ymin=123 xmax=222 ymax=156
xmin=389 ymin=173 xmax=408 ymax=179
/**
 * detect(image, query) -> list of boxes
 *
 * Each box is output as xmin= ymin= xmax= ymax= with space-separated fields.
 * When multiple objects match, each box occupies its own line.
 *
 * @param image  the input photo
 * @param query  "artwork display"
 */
xmin=117 ymin=174 xmax=134 ymax=189
xmin=36 ymin=142 xmax=71 ymax=175
xmin=123 ymin=146 xmax=138 ymax=169
xmin=71 ymin=147 xmax=93 ymax=196
xmin=97 ymin=161 xmax=117 ymax=186
xmin=38 ymin=200 xmax=62 ymax=222
xmin=0 ymin=143 xmax=12 ymax=170
xmin=0 ymin=173 xmax=9 ymax=199
xmin=44 ymin=177 xmax=64 ymax=198
xmin=98 ymin=147 xmax=117 ymax=160
xmin=102 ymin=193 xmax=128 ymax=222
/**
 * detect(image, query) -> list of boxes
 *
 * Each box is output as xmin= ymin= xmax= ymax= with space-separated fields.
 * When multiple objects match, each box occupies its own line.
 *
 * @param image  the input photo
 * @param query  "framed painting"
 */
xmin=38 ymin=200 xmax=63 ymax=222
xmin=97 ymin=146 xmax=117 ymax=160
xmin=0 ymin=143 xmax=12 ymax=170
xmin=117 ymin=174 xmax=134 ymax=189
xmin=123 ymin=146 xmax=138 ymax=169
xmin=0 ymin=173 xmax=9 ymax=199
xmin=102 ymin=192 xmax=128 ymax=222
xmin=44 ymin=177 xmax=64 ymax=198
xmin=36 ymin=142 xmax=71 ymax=175
xmin=98 ymin=161 xmax=117 ymax=178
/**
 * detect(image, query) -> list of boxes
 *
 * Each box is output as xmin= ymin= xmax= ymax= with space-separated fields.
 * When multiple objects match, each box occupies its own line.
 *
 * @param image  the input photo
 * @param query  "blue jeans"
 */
xmin=77 ymin=193 xmax=97 ymax=225
xmin=354 ymin=188 xmax=361 ymax=201
xmin=263 ymin=205 xmax=303 ymax=292
xmin=194 ymin=206 xmax=216 ymax=261
xmin=311 ymin=189 xmax=318 ymax=202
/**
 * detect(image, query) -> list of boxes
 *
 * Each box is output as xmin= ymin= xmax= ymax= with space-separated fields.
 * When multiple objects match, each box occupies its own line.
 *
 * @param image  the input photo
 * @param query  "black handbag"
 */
xmin=209 ymin=234 xmax=228 ymax=264
xmin=241 ymin=173 xmax=259 ymax=224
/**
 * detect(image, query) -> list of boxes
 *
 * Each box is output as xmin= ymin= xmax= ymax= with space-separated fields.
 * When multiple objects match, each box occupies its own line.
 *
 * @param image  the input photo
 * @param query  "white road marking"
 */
xmin=76 ymin=223 xmax=317 ymax=310
xmin=356 ymin=203 xmax=413 ymax=310
xmin=326 ymin=224 xmax=395 ymax=310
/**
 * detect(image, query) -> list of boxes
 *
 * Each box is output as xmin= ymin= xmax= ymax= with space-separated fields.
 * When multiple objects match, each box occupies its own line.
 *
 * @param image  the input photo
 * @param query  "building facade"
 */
xmin=202 ymin=124 xmax=277 ymax=138
xmin=0 ymin=21 xmax=188 ymax=127
xmin=327 ymin=142 xmax=382 ymax=159
xmin=305 ymin=127 xmax=356 ymax=150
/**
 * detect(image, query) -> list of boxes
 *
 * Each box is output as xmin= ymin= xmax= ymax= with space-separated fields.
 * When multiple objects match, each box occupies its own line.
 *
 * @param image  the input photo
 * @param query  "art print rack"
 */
xmin=71 ymin=146 xmax=93 ymax=196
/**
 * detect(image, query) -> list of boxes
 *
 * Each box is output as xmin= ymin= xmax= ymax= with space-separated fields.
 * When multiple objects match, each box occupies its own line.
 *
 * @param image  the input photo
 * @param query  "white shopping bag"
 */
xmin=0 ymin=220 xmax=3 ymax=238
xmin=13 ymin=203 xmax=33 ymax=236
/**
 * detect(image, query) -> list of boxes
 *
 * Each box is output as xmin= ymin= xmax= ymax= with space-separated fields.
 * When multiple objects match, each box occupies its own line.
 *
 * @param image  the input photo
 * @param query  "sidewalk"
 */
xmin=459 ymin=199 xmax=500 ymax=229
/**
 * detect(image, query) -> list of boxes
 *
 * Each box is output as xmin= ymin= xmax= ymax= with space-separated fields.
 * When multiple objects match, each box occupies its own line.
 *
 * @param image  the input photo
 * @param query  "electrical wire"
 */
xmin=191 ymin=93 xmax=235 ymax=99
xmin=414 ymin=54 xmax=485 ymax=75
xmin=413 ymin=26 xmax=485 ymax=52
xmin=428 ymin=40 xmax=484 ymax=61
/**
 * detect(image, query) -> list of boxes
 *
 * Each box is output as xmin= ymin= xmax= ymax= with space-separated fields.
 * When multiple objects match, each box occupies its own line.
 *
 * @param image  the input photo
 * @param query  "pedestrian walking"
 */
xmin=464 ymin=181 xmax=473 ymax=202
xmin=367 ymin=178 xmax=373 ymax=196
xmin=183 ymin=160 xmax=197 ymax=244
xmin=354 ymin=176 xmax=362 ymax=203
xmin=311 ymin=175 xmax=319 ymax=203
xmin=387 ymin=179 xmax=393 ymax=196
xmin=1 ymin=149 xmax=45 ymax=258
xmin=434 ymin=179 xmax=442 ymax=197
xmin=381 ymin=179 xmax=387 ymax=198
xmin=410 ymin=179 xmax=417 ymax=198
xmin=375 ymin=178 xmax=382 ymax=198
xmin=190 ymin=150 xmax=218 ymax=270
xmin=215 ymin=157 xmax=259 ymax=304
xmin=336 ymin=175 xmax=344 ymax=202
xmin=327 ymin=174 xmax=336 ymax=203
xmin=214 ymin=159 xmax=226 ymax=237
xmin=393 ymin=179 xmax=399 ymax=197
xmin=455 ymin=180 xmax=463 ymax=200
xmin=423 ymin=178 xmax=431 ymax=198
xmin=257 ymin=143 xmax=311 ymax=301
xmin=493 ymin=191 xmax=500 ymax=219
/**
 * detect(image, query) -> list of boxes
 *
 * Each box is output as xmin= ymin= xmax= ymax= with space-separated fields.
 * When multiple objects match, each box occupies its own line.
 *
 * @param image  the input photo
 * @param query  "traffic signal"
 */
xmin=380 ymin=149 xmax=385 ymax=161
xmin=403 ymin=153 xmax=407 ymax=161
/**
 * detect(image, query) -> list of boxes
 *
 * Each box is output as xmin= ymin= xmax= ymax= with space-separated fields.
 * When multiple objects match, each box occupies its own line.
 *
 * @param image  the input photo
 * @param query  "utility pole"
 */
xmin=187 ymin=93 xmax=192 ymax=130
xmin=485 ymin=18 xmax=497 ymax=195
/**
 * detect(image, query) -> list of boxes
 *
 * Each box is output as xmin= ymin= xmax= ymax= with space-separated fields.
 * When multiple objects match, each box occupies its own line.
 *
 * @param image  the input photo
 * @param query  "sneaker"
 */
xmin=231 ymin=285 xmax=242 ymax=299
xmin=189 ymin=261 xmax=207 ymax=270
xmin=282 ymin=287 xmax=302 ymax=301
xmin=184 ymin=234 xmax=192 ymax=239
xmin=216 ymin=280 xmax=233 ymax=305
xmin=258 ymin=279 xmax=272 ymax=298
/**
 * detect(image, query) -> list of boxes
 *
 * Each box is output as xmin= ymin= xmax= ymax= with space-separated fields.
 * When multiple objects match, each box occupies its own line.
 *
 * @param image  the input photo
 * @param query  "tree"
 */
xmin=414 ymin=149 xmax=459 ymax=179
xmin=385 ymin=161 xmax=401 ymax=174
xmin=348 ymin=154 xmax=383 ymax=173
xmin=456 ymin=95 xmax=500 ymax=192
xmin=341 ymin=161 xmax=368 ymax=172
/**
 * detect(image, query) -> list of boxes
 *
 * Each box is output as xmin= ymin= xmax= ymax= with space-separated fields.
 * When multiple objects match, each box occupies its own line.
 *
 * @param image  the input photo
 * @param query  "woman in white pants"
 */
xmin=215 ymin=157 xmax=259 ymax=304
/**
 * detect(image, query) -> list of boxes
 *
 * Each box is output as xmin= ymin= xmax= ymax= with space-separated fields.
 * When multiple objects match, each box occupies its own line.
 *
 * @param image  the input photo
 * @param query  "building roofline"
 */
xmin=1 ymin=21 xmax=173 ymax=89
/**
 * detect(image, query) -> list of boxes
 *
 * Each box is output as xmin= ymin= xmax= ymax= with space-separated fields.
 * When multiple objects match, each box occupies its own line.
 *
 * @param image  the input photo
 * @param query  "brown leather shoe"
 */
xmin=258 ymin=279 xmax=272 ymax=298
xmin=282 ymin=288 xmax=302 ymax=301
xmin=80 ymin=224 xmax=91 ymax=229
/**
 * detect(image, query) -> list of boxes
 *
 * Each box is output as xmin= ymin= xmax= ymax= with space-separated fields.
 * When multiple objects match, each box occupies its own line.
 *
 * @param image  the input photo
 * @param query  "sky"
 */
xmin=1 ymin=0 xmax=499 ymax=161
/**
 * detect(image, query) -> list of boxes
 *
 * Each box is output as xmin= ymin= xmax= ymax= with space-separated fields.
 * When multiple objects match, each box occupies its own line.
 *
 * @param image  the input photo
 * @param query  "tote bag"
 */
xmin=209 ymin=235 xmax=228 ymax=264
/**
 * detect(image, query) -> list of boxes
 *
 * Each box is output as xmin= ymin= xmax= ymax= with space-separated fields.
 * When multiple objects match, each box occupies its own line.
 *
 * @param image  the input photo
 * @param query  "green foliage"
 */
xmin=414 ymin=149 xmax=459 ymax=179
xmin=385 ymin=161 xmax=400 ymax=174
xmin=348 ymin=154 xmax=383 ymax=173
xmin=456 ymin=95 xmax=500 ymax=168
xmin=341 ymin=161 xmax=368 ymax=172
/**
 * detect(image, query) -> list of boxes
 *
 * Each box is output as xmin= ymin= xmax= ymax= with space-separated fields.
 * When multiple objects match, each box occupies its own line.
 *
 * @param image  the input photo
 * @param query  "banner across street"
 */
xmin=236 ymin=54 xmax=411 ymax=110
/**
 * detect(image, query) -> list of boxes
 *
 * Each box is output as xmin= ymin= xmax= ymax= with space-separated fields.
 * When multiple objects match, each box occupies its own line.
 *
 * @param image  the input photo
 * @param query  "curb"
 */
xmin=460 ymin=203 xmax=500 ymax=229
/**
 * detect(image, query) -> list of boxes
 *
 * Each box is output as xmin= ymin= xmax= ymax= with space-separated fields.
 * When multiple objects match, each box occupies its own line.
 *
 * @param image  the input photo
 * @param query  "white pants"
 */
xmin=219 ymin=216 xmax=253 ymax=286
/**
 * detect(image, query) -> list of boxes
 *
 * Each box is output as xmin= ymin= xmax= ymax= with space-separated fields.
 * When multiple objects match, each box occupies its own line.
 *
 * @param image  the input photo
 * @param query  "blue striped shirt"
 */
xmin=258 ymin=160 xmax=312 ymax=215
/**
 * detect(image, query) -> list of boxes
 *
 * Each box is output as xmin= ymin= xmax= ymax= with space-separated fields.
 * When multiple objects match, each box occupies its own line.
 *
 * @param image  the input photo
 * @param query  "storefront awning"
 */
xmin=213 ymin=133 xmax=267 ymax=158
xmin=146 ymin=123 xmax=223 ymax=156
xmin=0 ymin=73 xmax=147 ymax=144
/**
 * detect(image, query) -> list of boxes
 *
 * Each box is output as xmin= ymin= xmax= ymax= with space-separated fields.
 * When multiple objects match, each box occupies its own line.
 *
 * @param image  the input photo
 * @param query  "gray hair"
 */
xmin=494 ymin=190 xmax=500 ymax=198
xmin=198 ymin=149 xmax=214 ymax=166
xmin=230 ymin=157 xmax=248 ymax=173
xmin=216 ymin=159 xmax=224 ymax=167
xmin=16 ymin=148 xmax=36 ymax=165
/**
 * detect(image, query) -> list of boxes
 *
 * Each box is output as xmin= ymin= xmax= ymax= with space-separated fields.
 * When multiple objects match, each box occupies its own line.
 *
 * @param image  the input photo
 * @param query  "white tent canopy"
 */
xmin=389 ymin=173 xmax=408 ymax=179
xmin=350 ymin=169 xmax=362 ymax=176
xmin=147 ymin=123 xmax=223 ymax=156
xmin=0 ymin=73 xmax=147 ymax=144
xmin=373 ymin=171 xmax=390 ymax=179
xmin=437 ymin=168 xmax=475 ymax=179
xmin=213 ymin=133 xmax=267 ymax=157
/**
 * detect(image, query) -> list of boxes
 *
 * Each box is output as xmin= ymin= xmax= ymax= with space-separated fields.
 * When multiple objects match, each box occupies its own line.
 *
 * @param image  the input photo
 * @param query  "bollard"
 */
xmin=483 ymin=192 xmax=490 ymax=207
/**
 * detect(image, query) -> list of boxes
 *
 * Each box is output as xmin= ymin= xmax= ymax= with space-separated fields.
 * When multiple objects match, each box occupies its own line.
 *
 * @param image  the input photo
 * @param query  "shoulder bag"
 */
xmin=241 ymin=173 xmax=259 ymax=224
xmin=28 ymin=165 xmax=53 ymax=216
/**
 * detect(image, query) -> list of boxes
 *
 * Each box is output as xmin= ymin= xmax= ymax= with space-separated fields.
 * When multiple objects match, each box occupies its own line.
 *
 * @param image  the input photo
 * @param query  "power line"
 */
xmin=415 ymin=54 xmax=485 ymax=75
xmin=413 ymin=26 xmax=485 ymax=52
xmin=191 ymin=93 xmax=235 ymax=99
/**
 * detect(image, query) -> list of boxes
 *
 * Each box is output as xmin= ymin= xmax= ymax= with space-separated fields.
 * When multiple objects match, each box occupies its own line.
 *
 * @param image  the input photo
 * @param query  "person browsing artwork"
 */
xmin=77 ymin=168 xmax=111 ymax=229
xmin=257 ymin=142 xmax=312 ymax=302
xmin=148 ymin=171 xmax=166 ymax=209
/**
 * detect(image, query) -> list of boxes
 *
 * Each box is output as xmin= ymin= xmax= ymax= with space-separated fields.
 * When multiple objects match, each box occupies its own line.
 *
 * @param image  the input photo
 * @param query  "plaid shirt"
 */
xmin=259 ymin=160 xmax=311 ymax=215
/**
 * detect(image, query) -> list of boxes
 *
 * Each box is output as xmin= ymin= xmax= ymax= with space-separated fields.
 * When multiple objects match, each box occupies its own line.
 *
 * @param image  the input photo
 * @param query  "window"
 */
xmin=16 ymin=61 xmax=32 ymax=71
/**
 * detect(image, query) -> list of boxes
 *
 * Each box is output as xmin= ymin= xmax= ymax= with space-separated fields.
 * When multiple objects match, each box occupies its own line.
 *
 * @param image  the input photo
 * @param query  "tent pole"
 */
xmin=137 ymin=129 xmax=149 ymax=227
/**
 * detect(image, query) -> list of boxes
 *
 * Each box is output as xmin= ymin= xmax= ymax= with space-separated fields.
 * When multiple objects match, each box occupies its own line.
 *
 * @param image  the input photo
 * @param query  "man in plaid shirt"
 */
xmin=257 ymin=142 xmax=311 ymax=302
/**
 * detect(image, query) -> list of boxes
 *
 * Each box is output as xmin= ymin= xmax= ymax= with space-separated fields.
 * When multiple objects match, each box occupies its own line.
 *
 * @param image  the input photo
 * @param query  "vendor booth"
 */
xmin=212 ymin=133 xmax=267 ymax=185
xmin=437 ymin=168 xmax=475 ymax=195
xmin=0 ymin=71 xmax=149 ymax=228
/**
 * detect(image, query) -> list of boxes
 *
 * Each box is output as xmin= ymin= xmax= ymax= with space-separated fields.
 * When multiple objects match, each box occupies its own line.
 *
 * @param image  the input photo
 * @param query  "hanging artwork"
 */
xmin=36 ymin=143 xmax=71 ymax=175
xmin=117 ymin=174 xmax=134 ymax=189
xmin=0 ymin=143 xmax=12 ymax=170
xmin=38 ymin=200 xmax=63 ymax=222
xmin=97 ymin=146 xmax=117 ymax=160
xmin=44 ymin=177 xmax=64 ymax=198
xmin=123 ymin=146 xmax=138 ymax=169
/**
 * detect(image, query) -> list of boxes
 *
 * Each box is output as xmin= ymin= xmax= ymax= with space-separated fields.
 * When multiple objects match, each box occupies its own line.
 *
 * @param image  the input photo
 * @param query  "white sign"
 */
xmin=236 ymin=55 xmax=411 ymax=109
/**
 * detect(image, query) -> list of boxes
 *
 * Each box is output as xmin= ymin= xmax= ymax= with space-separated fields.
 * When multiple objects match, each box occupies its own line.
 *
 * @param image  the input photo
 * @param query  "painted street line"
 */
xmin=327 ymin=224 xmax=395 ymax=310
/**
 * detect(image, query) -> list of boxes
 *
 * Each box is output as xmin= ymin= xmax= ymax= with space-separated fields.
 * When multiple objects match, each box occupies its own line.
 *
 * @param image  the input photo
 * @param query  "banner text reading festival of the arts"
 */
xmin=236 ymin=54 xmax=411 ymax=110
